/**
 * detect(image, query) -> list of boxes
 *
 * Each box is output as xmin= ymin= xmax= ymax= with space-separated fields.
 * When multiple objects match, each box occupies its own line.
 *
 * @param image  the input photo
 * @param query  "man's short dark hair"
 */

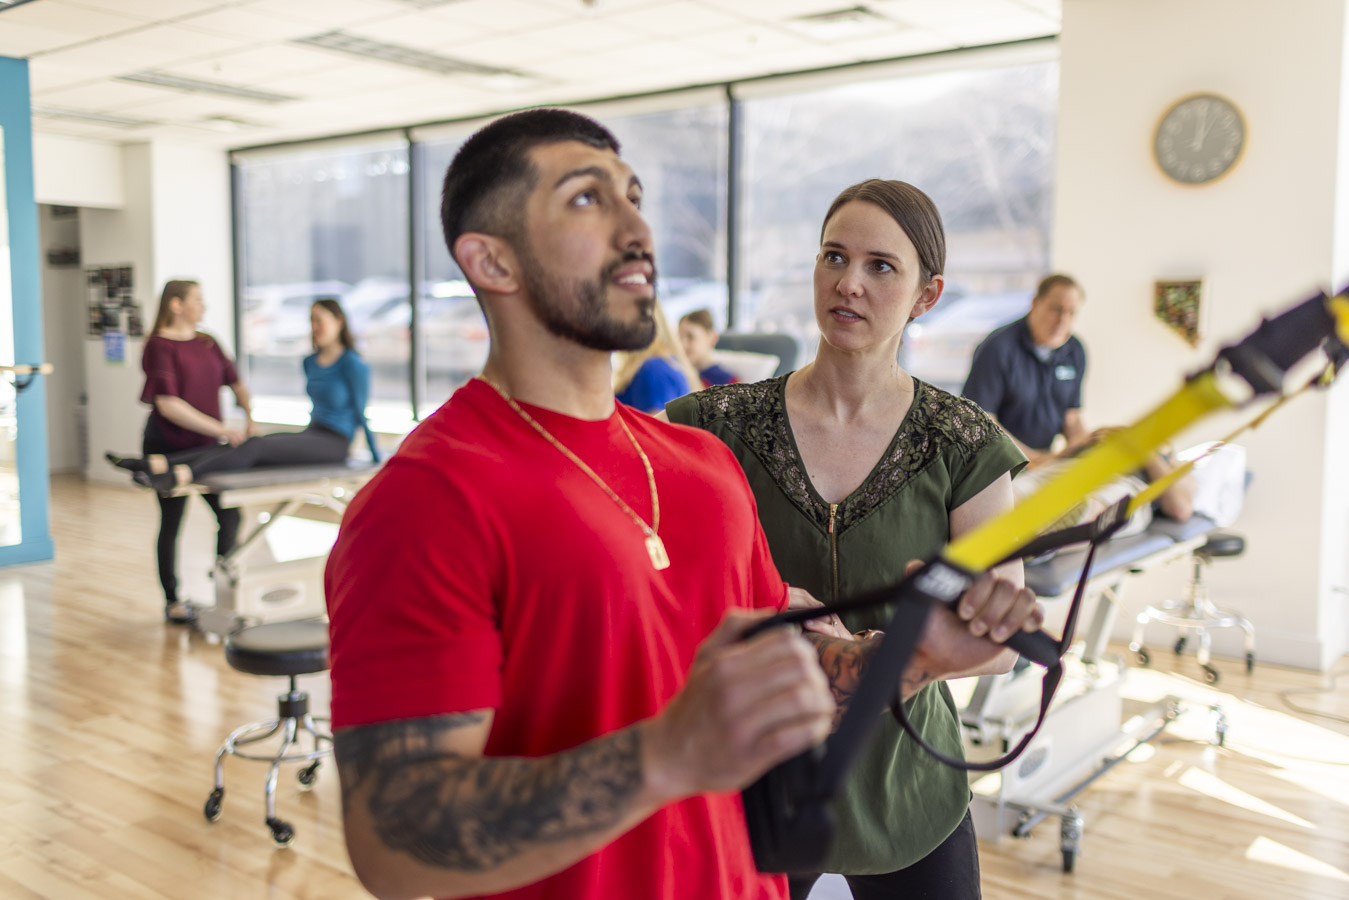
xmin=440 ymin=108 xmax=620 ymax=267
xmin=1034 ymin=273 xmax=1083 ymax=301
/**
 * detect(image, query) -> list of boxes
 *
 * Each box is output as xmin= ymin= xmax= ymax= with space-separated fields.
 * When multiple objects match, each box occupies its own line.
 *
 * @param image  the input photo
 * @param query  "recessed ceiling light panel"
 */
xmin=117 ymin=71 xmax=297 ymax=104
xmin=31 ymin=105 xmax=157 ymax=128
xmin=294 ymin=30 xmax=523 ymax=79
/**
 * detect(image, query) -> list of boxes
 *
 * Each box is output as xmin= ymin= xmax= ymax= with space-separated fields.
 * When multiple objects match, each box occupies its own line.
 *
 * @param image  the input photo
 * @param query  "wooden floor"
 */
xmin=1 ymin=475 xmax=1346 ymax=899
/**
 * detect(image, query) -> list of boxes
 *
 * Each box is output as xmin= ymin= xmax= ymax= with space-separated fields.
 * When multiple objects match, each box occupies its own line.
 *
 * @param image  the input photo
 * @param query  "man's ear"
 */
xmin=455 ymin=233 xmax=520 ymax=296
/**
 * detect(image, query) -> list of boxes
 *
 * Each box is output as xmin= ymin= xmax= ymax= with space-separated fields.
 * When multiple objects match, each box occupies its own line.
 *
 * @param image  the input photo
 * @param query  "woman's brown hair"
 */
xmin=311 ymin=297 xmax=355 ymax=350
xmin=151 ymin=280 xmax=199 ymax=334
xmin=820 ymin=180 xmax=946 ymax=284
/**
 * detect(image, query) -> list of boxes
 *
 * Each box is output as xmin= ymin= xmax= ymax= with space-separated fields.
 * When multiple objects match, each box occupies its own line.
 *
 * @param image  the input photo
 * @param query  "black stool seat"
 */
xmin=1197 ymin=532 xmax=1245 ymax=560
xmin=225 ymin=619 xmax=330 ymax=677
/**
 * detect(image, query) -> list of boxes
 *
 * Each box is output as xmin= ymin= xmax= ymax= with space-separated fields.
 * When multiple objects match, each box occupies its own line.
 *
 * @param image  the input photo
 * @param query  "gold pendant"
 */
xmin=645 ymin=534 xmax=670 ymax=570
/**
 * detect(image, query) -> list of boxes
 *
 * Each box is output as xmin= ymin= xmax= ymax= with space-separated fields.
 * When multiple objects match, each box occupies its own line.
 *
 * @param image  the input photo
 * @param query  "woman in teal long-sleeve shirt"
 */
xmin=111 ymin=298 xmax=380 ymax=494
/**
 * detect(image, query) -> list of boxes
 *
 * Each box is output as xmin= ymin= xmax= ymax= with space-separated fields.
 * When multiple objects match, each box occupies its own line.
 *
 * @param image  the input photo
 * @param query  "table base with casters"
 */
xmin=168 ymin=462 xmax=380 ymax=636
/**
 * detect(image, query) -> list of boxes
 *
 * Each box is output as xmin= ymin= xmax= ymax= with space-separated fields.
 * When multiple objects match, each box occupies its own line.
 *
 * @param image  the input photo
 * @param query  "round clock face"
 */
xmin=1154 ymin=93 xmax=1246 ymax=185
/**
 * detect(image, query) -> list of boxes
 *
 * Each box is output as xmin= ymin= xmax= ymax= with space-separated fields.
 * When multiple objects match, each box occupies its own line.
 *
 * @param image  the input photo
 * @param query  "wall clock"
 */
xmin=1154 ymin=93 xmax=1246 ymax=185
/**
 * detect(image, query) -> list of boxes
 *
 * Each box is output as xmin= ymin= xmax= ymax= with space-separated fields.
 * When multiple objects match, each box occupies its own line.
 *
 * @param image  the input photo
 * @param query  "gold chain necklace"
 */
xmin=478 ymin=377 xmax=670 ymax=570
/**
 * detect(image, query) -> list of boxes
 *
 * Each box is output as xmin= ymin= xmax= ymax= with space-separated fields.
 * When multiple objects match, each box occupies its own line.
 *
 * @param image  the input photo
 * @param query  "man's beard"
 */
xmin=517 ymin=243 xmax=657 ymax=352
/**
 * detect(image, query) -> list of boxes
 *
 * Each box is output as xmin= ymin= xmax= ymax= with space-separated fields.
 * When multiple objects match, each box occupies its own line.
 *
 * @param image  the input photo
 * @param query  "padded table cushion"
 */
xmin=225 ymin=619 xmax=330 ymax=677
xmin=1022 ymin=515 xmax=1220 ymax=598
xmin=195 ymin=461 xmax=379 ymax=493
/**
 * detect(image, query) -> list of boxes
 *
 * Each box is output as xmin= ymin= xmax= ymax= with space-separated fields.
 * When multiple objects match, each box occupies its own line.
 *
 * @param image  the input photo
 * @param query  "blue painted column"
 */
xmin=0 ymin=56 xmax=53 ymax=565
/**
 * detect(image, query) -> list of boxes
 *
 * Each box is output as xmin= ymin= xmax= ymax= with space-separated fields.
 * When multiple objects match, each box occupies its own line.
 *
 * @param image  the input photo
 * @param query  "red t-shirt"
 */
xmin=326 ymin=378 xmax=788 ymax=900
xmin=140 ymin=333 xmax=238 ymax=450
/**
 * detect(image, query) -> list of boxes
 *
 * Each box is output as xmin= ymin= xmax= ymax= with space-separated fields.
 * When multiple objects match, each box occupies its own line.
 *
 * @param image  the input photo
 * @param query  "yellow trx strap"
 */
xmin=944 ymin=284 xmax=1349 ymax=576
xmin=1125 ymin=364 xmax=1329 ymax=515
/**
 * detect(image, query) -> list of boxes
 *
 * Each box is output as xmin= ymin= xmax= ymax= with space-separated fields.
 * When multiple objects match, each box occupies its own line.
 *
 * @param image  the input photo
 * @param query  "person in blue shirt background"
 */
xmin=962 ymin=273 xmax=1088 ymax=466
xmin=678 ymin=308 xmax=739 ymax=387
xmin=613 ymin=301 xmax=700 ymax=413
xmin=110 ymin=298 xmax=381 ymax=494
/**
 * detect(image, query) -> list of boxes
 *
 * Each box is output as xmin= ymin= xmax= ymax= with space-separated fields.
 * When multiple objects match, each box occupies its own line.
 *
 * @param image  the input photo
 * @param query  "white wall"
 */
xmin=32 ymin=134 xmax=123 ymax=209
xmin=1331 ymin=0 xmax=1349 ymax=663
xmin=149 ymin=142 xmax=235 ymax=353
xmin=79 ymin=141 xmax=234 ymax=484
xmin=37 ymin=205 xmax=86 ymax=473
xmin=1056 ymin=0 xmax=1349 ymax=669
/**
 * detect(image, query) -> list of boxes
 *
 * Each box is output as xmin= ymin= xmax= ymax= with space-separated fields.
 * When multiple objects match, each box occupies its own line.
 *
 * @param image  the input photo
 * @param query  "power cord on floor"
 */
xmin=1278 ymin=663 xmax=1349 ymax=728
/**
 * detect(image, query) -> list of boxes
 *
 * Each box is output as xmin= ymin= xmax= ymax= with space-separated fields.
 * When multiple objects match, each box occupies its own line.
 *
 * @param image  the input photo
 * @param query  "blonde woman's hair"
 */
xmin=613 ymin=301 xmax=701 ymax=395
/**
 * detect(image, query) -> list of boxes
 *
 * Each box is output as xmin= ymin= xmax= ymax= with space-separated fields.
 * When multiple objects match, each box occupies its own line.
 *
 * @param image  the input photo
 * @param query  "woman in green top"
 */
xmin=666 ymin=179 xmax=1035 ymax=899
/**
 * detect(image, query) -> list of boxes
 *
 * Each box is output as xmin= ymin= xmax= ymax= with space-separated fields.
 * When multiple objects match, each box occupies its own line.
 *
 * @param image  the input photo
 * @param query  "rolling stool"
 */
xmin=1129 ymin=531 xmax=1255 ymax=684
xmin=203 ymin=618 xmax=332 ymax=847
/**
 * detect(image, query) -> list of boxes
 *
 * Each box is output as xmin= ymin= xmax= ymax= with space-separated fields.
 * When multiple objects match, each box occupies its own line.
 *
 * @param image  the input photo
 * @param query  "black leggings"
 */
xmin=167 ymin=424 xmax=349 ymax=480
xmin=143 ymin=419 xmax=239 ymax=608
xmin=787 ymin=811 xmax=981 ymax=900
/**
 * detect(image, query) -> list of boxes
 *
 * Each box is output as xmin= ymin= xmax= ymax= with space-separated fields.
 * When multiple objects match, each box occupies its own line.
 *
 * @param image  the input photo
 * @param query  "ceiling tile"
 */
xmin=32 ymin=79 xmax=177 ymax=110
xmin=113 ymin=23 xmax=250 ymax=58
xmin=0 ymin=21 xmax=81 ymax=56
xmin=685 ymin=23 xmax=818 ymax=57
xmin=108 ymin=92 xmax=288 ymax=120
xmin=1011 ymin=0 xmax=1061 ymax=18
xmin=3 ymin=1 xmax=152 ymax=37
xmin=32 ymin=25 xmax=249 ymax=76
xmin=597 ymin=1 xmax=750 ymax=38
xmin=61 ymin=0 xmax=227 ymax=20
xmin=172 ymin=5 xmax=322 ymax=42
xmin=159 ymin=45 xmax=350 ymax=85
xmin=525 ymin=0 xmax=667 ymax=11
xmin=345 ymin=11 xmax=495 ymax=49
xmin=871 ymin=0 xmax=1039 ymax=30
xmin=419 ymin=0 xmax=577 ymax=32
xmin=943 ymin=16 xmax=1058 ymax=46
xmin=530 ymin=39 xmax=717 ymax=81
xmin=29 ymin=44 xmax=153 ymax=78
xmin=836 ymin=28 xmax=962 ymax=62
xmin=254 ymin=0 xmax=405 ymax=29
xmin=266 ymin=64 xmax=430 ymax=99
xmin=25 ymin=59 xmax=100 ymax=92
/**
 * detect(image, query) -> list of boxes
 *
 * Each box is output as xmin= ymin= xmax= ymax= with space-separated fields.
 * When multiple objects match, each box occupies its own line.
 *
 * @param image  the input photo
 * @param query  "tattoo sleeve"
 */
xmin=805 ymin=634 xmax=934 ymax=727
xmin=333 ymin=713 xmax=644 ymax=872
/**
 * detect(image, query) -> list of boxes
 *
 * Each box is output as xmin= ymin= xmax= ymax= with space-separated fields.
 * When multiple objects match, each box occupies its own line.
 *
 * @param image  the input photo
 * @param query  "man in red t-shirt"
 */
xmin=326 ymin=109 xmax=1038 ymax=900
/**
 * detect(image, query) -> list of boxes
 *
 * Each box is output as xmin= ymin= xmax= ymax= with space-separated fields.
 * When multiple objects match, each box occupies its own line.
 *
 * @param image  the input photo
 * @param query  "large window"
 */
xmin=235 ymin=52 xmax=1057 ymax=428
xmin=738 ymin=62 xmax=1057 ymax=392
xmin=603 ymin=101 xmax=729 ymax=329
xmin=415 ymin=130 xmax=485 ymax=418
xmin=236 ymin=139 xmax=411 ymax=432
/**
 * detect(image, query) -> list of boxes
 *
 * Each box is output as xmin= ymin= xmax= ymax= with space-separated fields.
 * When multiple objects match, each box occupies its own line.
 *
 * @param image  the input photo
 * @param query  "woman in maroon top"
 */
xmin=138 ymin=280 xmax=255 ymax=624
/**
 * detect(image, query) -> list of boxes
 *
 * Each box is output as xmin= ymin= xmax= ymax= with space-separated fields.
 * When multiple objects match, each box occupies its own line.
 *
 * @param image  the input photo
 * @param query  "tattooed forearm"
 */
xmin=805 ymin=634 xmax=935 ymax=727
xmin=805 ymin=634 xmax=874 ymax=727
xmin=333 ymin=715 xmax=643 ymax=873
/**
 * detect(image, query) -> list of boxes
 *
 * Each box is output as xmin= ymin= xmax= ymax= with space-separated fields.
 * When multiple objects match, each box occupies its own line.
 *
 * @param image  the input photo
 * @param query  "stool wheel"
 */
xmin=1201 ymin=663 xmax=1220 ymax=684
xmin=1135 ymin=647 xmax=1151 ymax=667
xmin=1245 ymin=651 xmax=1255 ymax=674
xmin=204 ymin=787 xmax=224 ymax=823
xmin=297 ymin=761 xmax=321 ymax=790
xmin=1174 ymin=636 xmax=1188 ymax=655
xmin=267 ymin=817 xmax=295 ymax=848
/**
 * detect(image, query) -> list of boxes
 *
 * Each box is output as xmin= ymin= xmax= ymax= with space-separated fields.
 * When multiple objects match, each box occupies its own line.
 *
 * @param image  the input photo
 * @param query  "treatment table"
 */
xmin=962 ymin=513 xmax=1229 ymax=872
xmin=186 ymin=462 xmax=379 ymax=636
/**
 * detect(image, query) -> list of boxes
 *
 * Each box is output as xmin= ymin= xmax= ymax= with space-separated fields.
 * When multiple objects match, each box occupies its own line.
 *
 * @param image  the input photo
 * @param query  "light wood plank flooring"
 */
xmin=0 ymin=475 xmax=1346 ymax=899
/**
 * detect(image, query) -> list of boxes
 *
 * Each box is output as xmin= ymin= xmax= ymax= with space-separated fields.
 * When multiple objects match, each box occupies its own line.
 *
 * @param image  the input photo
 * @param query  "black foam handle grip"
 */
xmin=1004 ymin=625 xmax=1061 ymax=668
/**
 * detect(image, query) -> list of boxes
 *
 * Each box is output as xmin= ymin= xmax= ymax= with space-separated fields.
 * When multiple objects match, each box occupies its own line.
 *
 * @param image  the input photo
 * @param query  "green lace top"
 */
xmin=667 ymin=374 xmax=1026 ymax=874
